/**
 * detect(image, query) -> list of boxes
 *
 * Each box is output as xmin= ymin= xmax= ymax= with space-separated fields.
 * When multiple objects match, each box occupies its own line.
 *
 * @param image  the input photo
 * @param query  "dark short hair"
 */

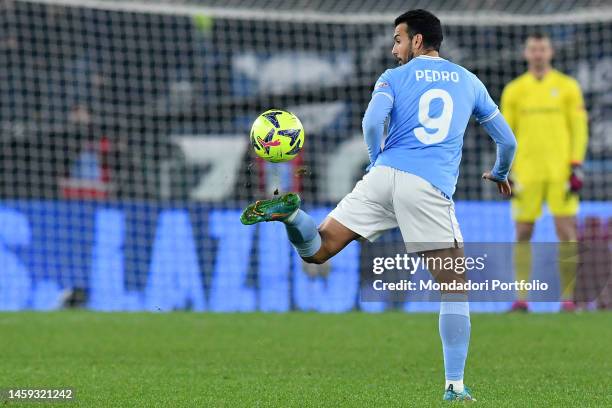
xmin=394 ymin=9 xmax=443 ymax=52
xmin=526 ymin=31 xmax=550 ymax=41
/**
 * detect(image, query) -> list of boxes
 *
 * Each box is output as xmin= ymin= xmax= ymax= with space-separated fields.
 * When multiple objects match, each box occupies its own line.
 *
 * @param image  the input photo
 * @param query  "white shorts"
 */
xmin=328 ymin=165 xmax=463 ymax=252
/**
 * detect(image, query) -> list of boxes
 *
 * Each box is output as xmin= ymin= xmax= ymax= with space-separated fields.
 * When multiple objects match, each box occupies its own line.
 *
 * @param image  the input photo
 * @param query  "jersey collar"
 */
xmin=528 ymin=69 xmax=556 ymax=82
xmin=416 ymin=55 xmax=444 ymax=60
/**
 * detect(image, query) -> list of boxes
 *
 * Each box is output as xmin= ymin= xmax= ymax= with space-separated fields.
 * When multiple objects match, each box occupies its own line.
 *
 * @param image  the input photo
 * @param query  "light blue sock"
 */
xmin=439 ymin=293 xmax=471 ymax=383
xmin=283 ymin=209 xmax=321 ymax=258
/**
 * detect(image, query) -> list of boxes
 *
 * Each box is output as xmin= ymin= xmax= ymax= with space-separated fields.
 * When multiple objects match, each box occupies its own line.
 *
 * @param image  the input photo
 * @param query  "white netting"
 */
xmin=0 ymin=0 xmax=610 ymax=311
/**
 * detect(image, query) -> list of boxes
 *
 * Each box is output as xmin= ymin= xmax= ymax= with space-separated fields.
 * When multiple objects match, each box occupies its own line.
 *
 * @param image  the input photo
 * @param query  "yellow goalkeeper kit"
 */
xmin=501 ymin=70 xmax=588 ymax=222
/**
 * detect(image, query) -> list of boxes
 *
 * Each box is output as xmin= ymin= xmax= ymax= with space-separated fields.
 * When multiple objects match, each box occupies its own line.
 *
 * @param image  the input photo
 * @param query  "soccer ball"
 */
xmin=250 ymin=109 xmax=305 ymax=163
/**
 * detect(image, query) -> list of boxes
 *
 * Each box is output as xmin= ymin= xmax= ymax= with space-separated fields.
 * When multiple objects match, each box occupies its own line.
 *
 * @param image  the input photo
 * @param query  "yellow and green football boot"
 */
xmin=240 ymin=193 xmax=301 ymax=225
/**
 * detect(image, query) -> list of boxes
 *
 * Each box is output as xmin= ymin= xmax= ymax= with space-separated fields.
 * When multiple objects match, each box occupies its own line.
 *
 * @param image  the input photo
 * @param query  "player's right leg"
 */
xmin=511 ymin=181 xmax=544 ymax=311
xmin=512 ymin=221 xmax=535 ymax=311
xmin=422 ymin=247 xmax=475 ymax=402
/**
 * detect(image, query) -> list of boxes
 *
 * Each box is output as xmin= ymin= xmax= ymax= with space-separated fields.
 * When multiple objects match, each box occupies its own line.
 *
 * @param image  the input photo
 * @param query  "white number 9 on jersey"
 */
xmin=414 ymin=88 xmax=453 ymax=144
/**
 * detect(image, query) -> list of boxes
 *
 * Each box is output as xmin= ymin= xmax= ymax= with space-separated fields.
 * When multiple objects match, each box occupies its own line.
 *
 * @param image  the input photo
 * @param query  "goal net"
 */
xmin=1 ymin=0 xmax=610 ymax=311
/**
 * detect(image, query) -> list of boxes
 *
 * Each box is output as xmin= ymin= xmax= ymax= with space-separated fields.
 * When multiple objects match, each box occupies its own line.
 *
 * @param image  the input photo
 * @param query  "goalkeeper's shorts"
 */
xmin=511 ymin=180 xmax=579 ymax=222
xmin=328 ymin=165 xmax=463 ymax=253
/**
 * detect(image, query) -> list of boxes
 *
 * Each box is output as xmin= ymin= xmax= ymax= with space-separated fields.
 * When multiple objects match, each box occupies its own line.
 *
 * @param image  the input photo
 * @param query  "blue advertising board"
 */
xmin=0 ymin=201 xmax=609 ymax=312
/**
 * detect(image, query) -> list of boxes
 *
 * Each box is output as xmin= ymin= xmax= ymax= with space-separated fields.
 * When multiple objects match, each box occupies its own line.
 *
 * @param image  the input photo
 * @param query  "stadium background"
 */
xmin=0 ymin=0 xmax=610 ymax=311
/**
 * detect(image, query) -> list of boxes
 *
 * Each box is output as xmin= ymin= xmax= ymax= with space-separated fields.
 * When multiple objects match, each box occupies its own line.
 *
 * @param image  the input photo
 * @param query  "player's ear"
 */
xmin=413 ymin=33 xmax=423 ymax=50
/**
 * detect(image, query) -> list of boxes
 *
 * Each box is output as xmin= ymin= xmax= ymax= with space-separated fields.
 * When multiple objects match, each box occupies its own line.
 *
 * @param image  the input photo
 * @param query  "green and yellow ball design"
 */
xmin=250 ymin=109 xmax=305 ymax=163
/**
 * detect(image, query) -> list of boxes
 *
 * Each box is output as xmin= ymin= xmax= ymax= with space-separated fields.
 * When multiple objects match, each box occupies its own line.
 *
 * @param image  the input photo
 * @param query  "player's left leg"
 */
xmin=554 ymin=216 xmax=579 ymax=311
xmin=300 ymin=216 xmax=359 ymax=264
xmin=547 ymin=181 xmax=580 ymax=311
xmin=240 ymin=166 xmax=396 ymax=264
xmin=240 ymin=192 xmax=353 ymax=261
xmin=554 ymin=216 xmax=578 ymax=241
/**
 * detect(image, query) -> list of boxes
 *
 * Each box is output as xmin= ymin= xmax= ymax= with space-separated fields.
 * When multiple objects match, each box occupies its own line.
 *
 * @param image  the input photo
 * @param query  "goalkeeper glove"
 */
xmin=569 ymin=164 xmax=584 ymax=193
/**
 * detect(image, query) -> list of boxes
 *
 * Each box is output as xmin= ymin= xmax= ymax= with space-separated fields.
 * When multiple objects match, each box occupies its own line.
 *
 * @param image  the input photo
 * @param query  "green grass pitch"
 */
xmin=1 ymin=312 xmax=610 ymax=407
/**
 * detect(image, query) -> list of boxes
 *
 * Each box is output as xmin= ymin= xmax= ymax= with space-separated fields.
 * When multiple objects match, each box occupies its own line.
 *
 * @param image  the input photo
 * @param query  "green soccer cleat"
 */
xmin=443 ymin=385 xmax=476 ymax=402
xmin=240 ymin=193 xmax=301 ymax=225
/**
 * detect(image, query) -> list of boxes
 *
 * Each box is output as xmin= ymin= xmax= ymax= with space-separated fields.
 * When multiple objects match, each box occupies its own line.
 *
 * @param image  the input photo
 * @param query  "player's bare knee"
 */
xmin=516 ymin=232 xmax=532 ymax=242
xmin=302 ymin=256 xmax=324 ymax=265
xmin=554 ymin=217 xmax=577 ymax=241
xmin=302 ymin=252 xmax=328 ymax=265
xmin=555 ymin=224 xmax=576 ymax=241
xmin=516 ymin=223 xmax=535 ymax=241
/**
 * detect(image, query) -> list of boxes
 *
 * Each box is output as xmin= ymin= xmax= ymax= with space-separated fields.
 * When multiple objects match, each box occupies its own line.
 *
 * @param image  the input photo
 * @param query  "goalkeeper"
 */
xmin=501 ymin=32 xmax=588 ymax=312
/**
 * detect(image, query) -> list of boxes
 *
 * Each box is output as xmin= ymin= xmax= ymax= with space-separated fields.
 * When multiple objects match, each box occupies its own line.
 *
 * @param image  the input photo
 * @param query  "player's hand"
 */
xmin=569 ymin=164 xmax=584 ymax=193
xmin=482 ymin=171 xmax=512 ymax=197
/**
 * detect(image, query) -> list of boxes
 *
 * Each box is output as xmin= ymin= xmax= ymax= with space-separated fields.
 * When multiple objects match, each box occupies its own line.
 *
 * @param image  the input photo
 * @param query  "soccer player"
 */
xmin=241 ymin=9 xmax=516 ymax=401
xmin=501 ymin=33 xmax=588 ymax=312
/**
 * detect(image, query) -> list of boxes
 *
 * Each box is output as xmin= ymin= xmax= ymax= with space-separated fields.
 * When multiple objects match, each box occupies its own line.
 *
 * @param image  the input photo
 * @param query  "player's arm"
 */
xmin=362 ymin=73 xmax=394 ymax=167
xmin=480 ymin=112 xmax=517 ymax=196
xmin=566 ymin=79 xmax=588 ymax=165
xmin=499 ymin=81 xmax=519 ymax=192
xmin=565 ymin=79 xmax=589 ymax=192
xmin=500 ymin=83 xmax=517 ymax=134
xmin=472 ymin=75 xmax=517 ymax=196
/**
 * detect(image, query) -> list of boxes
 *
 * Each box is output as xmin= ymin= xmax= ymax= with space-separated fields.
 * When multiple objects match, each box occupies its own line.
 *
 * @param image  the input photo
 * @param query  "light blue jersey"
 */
xmin=366 ymin=55 xmax=501 ymax=198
